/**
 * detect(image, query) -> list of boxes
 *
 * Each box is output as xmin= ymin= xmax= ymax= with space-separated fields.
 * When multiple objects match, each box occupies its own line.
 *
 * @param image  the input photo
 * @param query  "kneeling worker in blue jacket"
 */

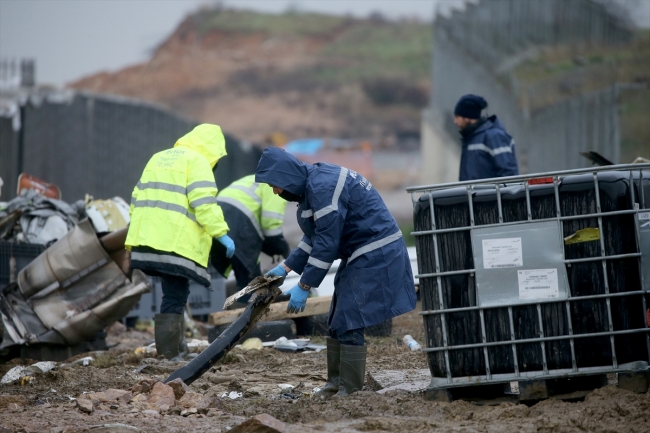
xmin=256 ymin=147 xmax=416 ymax=397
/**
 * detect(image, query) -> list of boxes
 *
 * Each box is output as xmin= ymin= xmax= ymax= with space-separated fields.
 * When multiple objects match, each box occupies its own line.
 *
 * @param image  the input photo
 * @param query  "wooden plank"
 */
xmin=209 ymin=296 xmax=332 ymax=326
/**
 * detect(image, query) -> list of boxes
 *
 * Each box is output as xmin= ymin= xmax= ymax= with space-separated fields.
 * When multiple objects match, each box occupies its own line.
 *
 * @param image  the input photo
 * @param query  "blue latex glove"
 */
xmin=265 ymin=264 xmax=288 ymax=284
xmin=216 ymin=234 xmax=235 ymax=258
xmin=286 ymin=284 xmax=309 ymax=314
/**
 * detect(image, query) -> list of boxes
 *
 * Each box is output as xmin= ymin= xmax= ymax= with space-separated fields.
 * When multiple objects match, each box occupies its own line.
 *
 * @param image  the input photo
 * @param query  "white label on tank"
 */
xmin=518 ymin=269 xmax=559 ymax=300
xmin=482 ymin=238 xmax=523 ymax=269
xmin=639 ymin=212 xmax=650 ymax=221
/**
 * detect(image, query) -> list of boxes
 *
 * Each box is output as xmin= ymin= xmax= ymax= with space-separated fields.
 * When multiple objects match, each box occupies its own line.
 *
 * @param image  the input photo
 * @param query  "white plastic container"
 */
xmin=403 ymin=334 xmax=421 ymax=351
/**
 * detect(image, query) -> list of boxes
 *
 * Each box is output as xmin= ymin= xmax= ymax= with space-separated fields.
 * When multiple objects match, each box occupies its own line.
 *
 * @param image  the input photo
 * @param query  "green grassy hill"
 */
xmin=195 ymin=9 xmax=432 ymax=84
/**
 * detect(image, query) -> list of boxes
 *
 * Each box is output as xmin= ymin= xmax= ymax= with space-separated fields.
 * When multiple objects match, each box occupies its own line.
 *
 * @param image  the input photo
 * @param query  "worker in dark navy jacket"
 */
xmin=454 ymin=94 xmax=519 ymax=181
xmin=256 ymin=147 xmax=416 ymax=398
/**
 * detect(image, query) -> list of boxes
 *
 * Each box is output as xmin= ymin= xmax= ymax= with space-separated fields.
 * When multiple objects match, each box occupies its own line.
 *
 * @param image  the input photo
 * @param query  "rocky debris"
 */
xmin=6 ymin=402 xmax=23 ymax=412
xmin=228 ymin=413 xmax=291 ymax=433
xmin=76 ymin=398 xmax=94 ymax=413
xmin=178 ymin=392 xmax=225 ymax=412
xmin=5 ymin=308 xmax=648 ymax=432
xmin=166 ymin=378 xmax=191 ymax=399
xmin=180 ymin=408 xmax=198 ymax=417
xmin=86 ymin=388 xmax=133 ymax=404
xmin=367 ymin=368 xmax=431 ymax=393
xmin=128 ymin=379 xmax=157 ymax=395
xmin=78 ymin=378 xmax=229 ymax=418
xmin=147 ymin=382 xmax=175 ymax=408
xmin=0 ymin=394 xmax=28 ymax=409
xmin=177 ymin=391 xmax=203 ymax=408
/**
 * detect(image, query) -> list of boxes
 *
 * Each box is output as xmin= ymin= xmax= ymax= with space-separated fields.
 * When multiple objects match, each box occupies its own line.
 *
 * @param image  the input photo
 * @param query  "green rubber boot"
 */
xmin=334 ymin=344 xmax=367 ymax=397
xmin=314 ymin=338 xmax=341 ymax=399
xmin=154 ymin=313 xmax=185 ymax=360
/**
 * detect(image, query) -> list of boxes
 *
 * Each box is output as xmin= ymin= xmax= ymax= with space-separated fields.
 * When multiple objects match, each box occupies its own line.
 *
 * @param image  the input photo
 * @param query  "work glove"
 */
xmin=286 ymin=284 xmax=309 ymax=314
xmin=265 ymin=264 xmax=287 ymax=284
xmin=216 ymin=234 xmax=235 ymax=258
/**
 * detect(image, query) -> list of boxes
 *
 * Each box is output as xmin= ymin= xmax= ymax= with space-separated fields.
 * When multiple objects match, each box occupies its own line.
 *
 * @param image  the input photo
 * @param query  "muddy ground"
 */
xmin=1 ymin=305 xmax=649 ymax=433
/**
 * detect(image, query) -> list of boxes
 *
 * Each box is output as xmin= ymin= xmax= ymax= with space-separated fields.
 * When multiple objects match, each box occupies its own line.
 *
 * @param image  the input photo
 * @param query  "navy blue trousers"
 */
xmin=160 ymin=274 xmax=190 ymax=315
xmin=329 ymin=327 xmax=365 ymax=346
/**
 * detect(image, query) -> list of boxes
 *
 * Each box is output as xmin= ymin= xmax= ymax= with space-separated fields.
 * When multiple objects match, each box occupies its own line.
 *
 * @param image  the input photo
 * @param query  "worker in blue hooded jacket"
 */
xmin=256 ymin=147 xmax=416 ymax=398
xmin=454 ymin=94 xmax=519 ymax=181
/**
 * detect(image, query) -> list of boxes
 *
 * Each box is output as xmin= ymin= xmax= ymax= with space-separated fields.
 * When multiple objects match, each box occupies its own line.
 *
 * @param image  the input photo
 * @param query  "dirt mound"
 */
xmin=69 ymin=8 xmax=430 ymax=145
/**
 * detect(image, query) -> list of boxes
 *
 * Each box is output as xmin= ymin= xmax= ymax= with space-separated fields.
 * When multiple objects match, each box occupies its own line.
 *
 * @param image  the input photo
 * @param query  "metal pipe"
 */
xmin=525 ymin=181 xmax=532 ymax=221
xmin=422 ymin=327 xmax=650 ymax=353
xmin=507 ymin=306 xmax=520 ymax=377
xmin=419 ymin=289 xmax=649 ymax=315
xmin=406 ymin=163 xmax=650 ymax=193
xmin=428 ymin=363 xmax=649 ymax=388
xmin=411 ymin=208 xmax=640 ymax=237
xmin=593 ymin=172 xmax=617 ymax=368
xmin=416 ymin=253 xmax=641 ymax=280
xmin=564 ymin=252 xmax=642 ymax=264
xmin=479 ymin=308 xmax=491 ymax=379
xmin=537 ymin=303 xmax=548 ymax=374
xmin=427 ymin=192 xmax=452 ymax=383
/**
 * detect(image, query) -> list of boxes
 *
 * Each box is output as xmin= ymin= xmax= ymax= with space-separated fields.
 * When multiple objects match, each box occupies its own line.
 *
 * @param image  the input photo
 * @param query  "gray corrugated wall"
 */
xmin=0 ymin=117 xmax=19 ymax=201
xmin=429 ymin=0 xmax=626 ymax=174
xmin=0 ymin=91 xmax=261 ymax=202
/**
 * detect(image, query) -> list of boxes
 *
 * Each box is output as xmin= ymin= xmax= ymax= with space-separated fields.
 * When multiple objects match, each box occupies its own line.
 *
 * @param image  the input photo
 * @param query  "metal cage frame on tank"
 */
xmin=407 ymin=163 xmax=650 ymax=395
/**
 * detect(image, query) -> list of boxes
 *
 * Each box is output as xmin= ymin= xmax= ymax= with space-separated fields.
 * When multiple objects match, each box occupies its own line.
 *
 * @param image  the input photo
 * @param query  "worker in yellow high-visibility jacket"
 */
xmin=211 ymin=174 xmax=290 ymax=294
xmin=126 ymin=124 xmax=235 ymax=360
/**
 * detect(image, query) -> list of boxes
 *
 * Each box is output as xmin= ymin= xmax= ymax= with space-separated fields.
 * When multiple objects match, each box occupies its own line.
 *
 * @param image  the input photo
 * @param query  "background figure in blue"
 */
xmin=257 ymin=147 xmax=416 ymax=398
xmin=454 ymin=94 xmax=519 ymax=181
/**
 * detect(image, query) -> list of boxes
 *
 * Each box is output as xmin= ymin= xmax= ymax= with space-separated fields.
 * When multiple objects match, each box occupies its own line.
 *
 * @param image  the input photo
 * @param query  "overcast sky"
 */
xmin=1 ymin=0 xmax=648 ymax=87
xmin=0 ymin=0 xmax=462 ymax=87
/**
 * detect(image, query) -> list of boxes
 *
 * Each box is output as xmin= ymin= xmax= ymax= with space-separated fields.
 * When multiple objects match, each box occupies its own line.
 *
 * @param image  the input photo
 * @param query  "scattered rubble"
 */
xmin=228 ymin=413 xmax=291 ymax=433
xmin=0 ymin=361 xmax=56 ymax=385
xmin=0 ymin=189 xmax=83 ymax=245
xmin=241 ymin=337 xmax=263 ymax=351
xmin=366 ymin=368 xmax=431 ymax=393
xmin=0 ymin=308 xmax=647 ymax=432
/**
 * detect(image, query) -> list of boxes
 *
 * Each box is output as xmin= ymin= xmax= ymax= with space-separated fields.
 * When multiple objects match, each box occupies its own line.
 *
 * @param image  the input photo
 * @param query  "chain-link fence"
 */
xmin=437 ymin=0 xmax=633 ymax=75
xmin=0 ymin=90 xmax=261 ymax=202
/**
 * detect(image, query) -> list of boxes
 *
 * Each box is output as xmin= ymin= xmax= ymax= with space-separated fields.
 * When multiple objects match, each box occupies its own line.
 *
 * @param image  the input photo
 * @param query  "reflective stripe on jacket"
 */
xmin=210 ymin=175 xmax=289 ymax=284
xmin=255 ymin=147 xmax=416 ymax=333
xmin=216 ymin=175 xmax=287 ymax=239
xmin=459 ymin=115 xmax=519 ymax=181
xmin=126 ymin=124 xmax=229 ymax=268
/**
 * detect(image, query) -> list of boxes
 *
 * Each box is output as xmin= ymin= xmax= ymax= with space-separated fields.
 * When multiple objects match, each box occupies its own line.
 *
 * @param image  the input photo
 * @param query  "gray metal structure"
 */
xmin=408 ymin=163 xmax=650 ymax=389
xmin=428 ymin=0 xmax=635 ymax=174
xmin=0 ymin=89 xmax=262 ymax=203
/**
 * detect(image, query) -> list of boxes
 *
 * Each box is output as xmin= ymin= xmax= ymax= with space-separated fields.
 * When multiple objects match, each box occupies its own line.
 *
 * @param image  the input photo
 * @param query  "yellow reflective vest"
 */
xmin=216 ymin=175 xmax=287 ymax=239
xmin=125 ymin=124 xmax=230 ymax=267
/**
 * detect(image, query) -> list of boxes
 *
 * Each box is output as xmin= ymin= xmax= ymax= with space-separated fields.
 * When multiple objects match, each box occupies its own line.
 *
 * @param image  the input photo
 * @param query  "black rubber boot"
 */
xmin=154 ymin=313 xmax=185 ymax=360
xmin=335 ymin=344 xmax=367 ymax=397
xmin=314 ymin=338 xmax=341 ymax=398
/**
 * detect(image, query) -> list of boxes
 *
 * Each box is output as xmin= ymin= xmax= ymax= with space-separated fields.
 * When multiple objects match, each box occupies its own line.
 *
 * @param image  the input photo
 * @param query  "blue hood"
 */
xmin=255 ymin=147 xmax=310 ymax=197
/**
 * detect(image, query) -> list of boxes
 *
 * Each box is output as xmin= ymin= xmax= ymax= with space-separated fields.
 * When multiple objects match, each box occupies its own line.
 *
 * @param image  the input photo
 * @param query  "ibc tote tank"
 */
xmin=414 ymin=171 xmax=648 ymax=380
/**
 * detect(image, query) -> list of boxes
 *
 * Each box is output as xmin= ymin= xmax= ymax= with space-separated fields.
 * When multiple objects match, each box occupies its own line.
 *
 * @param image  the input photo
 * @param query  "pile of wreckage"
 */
xmin=0 ymin=174 xmax=150 ymax=361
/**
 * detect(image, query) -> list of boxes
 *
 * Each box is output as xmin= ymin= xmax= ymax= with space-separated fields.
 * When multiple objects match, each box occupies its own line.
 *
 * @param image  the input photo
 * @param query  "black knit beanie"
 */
xmin=454 ymin=94 xmax=488 ymax=119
